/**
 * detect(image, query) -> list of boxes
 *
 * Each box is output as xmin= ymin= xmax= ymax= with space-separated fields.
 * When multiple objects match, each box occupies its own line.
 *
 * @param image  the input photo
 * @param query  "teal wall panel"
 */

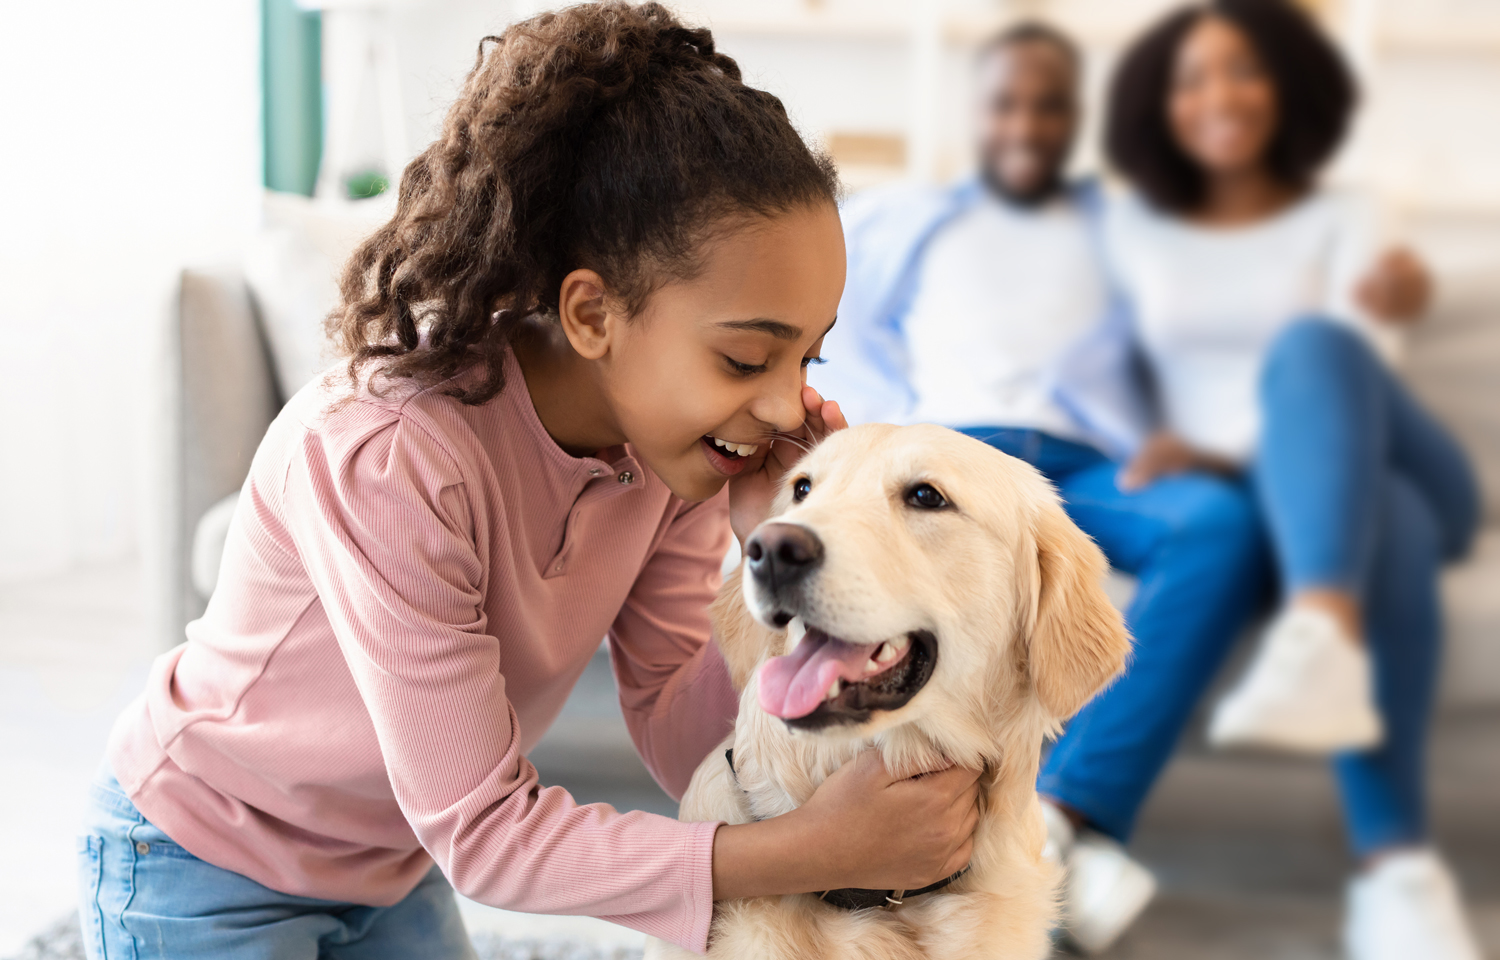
xmin=262 ymin=0 xmax=322 ymax=196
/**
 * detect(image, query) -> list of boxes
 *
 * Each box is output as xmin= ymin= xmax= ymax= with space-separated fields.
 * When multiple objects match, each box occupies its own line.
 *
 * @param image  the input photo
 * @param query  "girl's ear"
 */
xmin=711 ymin=565 xmax=784 ymax=691
xmin=556 ymin=268 xmax=614 ymax=360
xmin=1025 ymin=501 xmax=1132 ymax=719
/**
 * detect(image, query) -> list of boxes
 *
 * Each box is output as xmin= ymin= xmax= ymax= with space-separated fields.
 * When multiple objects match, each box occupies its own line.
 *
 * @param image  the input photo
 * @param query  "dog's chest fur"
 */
xmin=670 ymin=694 xmax=1061 ymax=960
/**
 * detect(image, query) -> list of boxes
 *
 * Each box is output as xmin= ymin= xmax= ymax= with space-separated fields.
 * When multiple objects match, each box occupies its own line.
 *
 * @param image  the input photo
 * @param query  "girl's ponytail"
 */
xmin=331 ymin=1 xmax=839 ymax=404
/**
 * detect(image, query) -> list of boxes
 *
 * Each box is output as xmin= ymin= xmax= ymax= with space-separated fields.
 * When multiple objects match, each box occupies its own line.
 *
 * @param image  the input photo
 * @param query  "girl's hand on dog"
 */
xmin=711 ymin=750 xmax=981 ymax=901
xmin=800 ymin=751 xmax=981 ymax=891
xmin=728 ymin=385 xmax=846 ymax=548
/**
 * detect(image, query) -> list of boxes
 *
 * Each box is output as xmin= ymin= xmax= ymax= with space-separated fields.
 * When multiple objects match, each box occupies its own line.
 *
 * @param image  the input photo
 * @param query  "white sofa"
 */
xmin=152 ymin=192 xmax=1500 ymax=708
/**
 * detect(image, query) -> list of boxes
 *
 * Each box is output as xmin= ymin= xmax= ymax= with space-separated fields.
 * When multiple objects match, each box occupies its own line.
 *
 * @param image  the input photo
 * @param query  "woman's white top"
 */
xmin=903 ymin=192 xmax=1107 ymax=439
xmin=1104 ymin=188 xmax=1393 ymax=462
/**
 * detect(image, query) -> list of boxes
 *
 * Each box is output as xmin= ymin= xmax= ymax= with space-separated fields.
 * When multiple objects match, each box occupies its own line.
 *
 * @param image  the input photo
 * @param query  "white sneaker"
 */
xmin=1208 ymin=607 xmax=1383 ymax=754
xmin=1345 ymin=849 xmax=1484 ymax=960
xmin=1042 ymin=801 xmax=1158 ymax=955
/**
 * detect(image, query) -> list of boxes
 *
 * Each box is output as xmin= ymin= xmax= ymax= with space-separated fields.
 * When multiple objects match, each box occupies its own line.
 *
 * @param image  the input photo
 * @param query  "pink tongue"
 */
xmin=758 ymin=628 xmax=881 ymax=719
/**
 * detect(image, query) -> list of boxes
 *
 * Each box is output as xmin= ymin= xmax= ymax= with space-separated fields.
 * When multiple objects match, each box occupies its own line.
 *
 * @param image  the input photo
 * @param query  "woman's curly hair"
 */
xmin=329 ymin=1 xmax=839 ymax=404
xmin=1106 ymin=0 xmax=1356 ymax=213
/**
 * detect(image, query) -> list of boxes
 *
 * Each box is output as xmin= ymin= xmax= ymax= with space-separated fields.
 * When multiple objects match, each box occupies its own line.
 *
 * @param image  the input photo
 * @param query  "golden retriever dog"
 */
xmin=644 ymin=423 xmax=1131 ymax=960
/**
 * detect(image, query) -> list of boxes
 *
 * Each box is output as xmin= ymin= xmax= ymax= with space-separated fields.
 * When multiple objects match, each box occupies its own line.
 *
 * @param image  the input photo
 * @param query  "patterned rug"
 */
xmin=5 ymin=915 xmax=644 ymax=960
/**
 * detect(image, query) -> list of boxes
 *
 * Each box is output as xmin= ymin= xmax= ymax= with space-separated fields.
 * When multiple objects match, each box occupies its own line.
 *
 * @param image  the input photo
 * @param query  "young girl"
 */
xmin=79 ymin=5 xmax=981 ymax=957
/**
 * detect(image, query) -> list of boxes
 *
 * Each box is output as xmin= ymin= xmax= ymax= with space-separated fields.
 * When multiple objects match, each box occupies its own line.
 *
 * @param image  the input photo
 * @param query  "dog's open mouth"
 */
xmin=757 ymin=626 xmax=937 ymax=730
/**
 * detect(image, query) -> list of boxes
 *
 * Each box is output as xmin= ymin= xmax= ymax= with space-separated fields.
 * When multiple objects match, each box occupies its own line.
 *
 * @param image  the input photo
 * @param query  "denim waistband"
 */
xmin=88 ymin=759 xmax=144 ymax=821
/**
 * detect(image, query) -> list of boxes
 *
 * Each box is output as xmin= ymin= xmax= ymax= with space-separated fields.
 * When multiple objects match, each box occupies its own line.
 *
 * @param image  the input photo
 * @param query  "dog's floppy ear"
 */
xmin=711 ymin=565 xmax=784 ymax=691
xmin=1026 ymin=501 xmax=1131 ymax=719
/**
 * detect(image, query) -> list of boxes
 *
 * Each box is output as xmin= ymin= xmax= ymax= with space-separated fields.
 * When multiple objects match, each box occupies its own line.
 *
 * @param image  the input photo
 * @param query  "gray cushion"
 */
xmin=245 ymin=192 xmax=395 ymax=399
xmin=1404 ymin=269 xmax=1500 ymax=524
xmin=191 ymin=492 xmax=242 ymax=600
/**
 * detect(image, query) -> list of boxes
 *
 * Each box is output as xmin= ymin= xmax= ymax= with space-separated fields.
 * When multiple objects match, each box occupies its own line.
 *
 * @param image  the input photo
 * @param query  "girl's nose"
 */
xmin=750 ymin=383 xmax=805 ymax=435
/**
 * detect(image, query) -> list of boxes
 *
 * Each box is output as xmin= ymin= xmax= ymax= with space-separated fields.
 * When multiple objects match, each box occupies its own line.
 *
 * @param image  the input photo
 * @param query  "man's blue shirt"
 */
xmin=811 ymin=176 xmax=1154 ymax=459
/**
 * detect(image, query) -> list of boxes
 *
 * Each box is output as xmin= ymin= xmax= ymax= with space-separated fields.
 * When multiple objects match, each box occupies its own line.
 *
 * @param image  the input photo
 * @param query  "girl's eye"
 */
xmin=905 ymin=483 xmax=948 ymax=510
xmin=726 ymin=357 xmax=767 ymax=376
xmin=792 ymin=477 xmax=812 ymax=502
xmin=801 ymin=356 xmax=827 ymax=369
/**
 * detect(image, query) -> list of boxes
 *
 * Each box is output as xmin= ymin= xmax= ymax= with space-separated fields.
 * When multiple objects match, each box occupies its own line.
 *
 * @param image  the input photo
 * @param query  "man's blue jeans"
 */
xmin=962 ymin=319 xmax=1479 ymax=858
xmin=957 ymin=427 xmax=1271 ymax=847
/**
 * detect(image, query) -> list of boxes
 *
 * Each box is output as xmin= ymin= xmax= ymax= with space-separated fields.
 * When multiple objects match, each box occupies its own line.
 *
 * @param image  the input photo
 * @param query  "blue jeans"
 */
xmin=966 ymin=318 xmax=1480 ymax=859
xmin=1253 ymin=319 xmax=1478 ymax=855
xmin=956 ymin=428 xmax=1271 ymax=846
xmin=77 ymin=767 xmax=476 ymax=959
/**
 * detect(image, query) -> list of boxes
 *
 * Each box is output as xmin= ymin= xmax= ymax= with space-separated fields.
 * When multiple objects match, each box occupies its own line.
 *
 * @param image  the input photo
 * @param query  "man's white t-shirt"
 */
xmin=902 ymin=192 xmax=1107 ymax=440
xmin=1103 ymin=188 xmax=1391 ymax=462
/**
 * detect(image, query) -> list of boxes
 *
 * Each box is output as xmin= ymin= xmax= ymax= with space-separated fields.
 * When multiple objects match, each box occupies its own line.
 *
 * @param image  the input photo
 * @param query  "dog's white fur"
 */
xmin=644 ymin=424 xmax=1131 ymax=960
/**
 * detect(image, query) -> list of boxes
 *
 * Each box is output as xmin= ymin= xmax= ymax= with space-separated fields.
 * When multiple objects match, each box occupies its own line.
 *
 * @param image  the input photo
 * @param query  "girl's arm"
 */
xmin=286 ymin=416 xmax=723 ymax=953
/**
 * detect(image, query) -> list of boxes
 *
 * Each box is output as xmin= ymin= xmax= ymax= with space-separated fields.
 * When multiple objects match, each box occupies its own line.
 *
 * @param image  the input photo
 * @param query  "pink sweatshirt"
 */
xmin=108 ymin=350 xmax=738 ymax=952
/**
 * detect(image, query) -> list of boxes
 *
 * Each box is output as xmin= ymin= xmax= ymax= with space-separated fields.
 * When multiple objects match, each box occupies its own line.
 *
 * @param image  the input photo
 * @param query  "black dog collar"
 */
xmin=724 ymin=749 xmax=968 ymax=910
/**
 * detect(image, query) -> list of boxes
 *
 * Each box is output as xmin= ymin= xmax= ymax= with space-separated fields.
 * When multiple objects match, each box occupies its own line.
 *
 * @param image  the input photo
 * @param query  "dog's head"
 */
xmin=721 ymin=423 xmax=1129 ymax=754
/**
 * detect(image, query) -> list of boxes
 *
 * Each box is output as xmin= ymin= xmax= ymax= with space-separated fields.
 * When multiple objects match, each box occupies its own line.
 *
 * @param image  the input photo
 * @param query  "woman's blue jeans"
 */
xmin=964 ymin=318 xmax=1479 ymax=858
xmin=1252 ymin=319 xmax=1478 ymax=855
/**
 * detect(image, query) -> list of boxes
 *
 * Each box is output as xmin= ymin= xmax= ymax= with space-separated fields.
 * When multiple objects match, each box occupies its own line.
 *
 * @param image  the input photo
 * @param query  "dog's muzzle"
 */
xmin=745 ymin=522 xmax=823 ymax=626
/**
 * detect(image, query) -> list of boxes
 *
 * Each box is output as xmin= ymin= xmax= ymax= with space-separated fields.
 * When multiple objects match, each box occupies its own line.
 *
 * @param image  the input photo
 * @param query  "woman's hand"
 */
xmin=1118 ymin=430 xmax=1237 ymax=492
xmin=710 ymin=751 xmax=982 ymax=901
xmin=1356 ymin=246 xmax=1433 ymax=324
xmin=728 ymin=385 xmax=847 ymax=548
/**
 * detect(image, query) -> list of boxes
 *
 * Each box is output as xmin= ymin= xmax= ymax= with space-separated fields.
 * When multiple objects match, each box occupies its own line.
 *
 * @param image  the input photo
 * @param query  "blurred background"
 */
xmin=0 ymin=0 xmax=1497 ymax=957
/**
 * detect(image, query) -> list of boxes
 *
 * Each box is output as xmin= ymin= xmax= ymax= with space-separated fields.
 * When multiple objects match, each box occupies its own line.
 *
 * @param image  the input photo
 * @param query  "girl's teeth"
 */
xmin=875 ymin=641 xmax=897 ymax=663
xmin=709 ymin=436 xmax=759 ymax=457
xmin=826 ymin=679 xmax=841 ymax=700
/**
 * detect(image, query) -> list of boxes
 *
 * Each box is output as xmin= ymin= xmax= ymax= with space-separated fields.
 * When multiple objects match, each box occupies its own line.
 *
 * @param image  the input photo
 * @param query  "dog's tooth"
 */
xmin=875 ymin=642 xmax=897 ymax=664
xmin=865 ymin=656 xmax=880 ymax=673
xmin=891 ymin=635 xmax=910 ymax=653
xmin=826 ymin=679 xmax=841 ymax=700
xmin=787 ymin=616 xmax=807 ymax=644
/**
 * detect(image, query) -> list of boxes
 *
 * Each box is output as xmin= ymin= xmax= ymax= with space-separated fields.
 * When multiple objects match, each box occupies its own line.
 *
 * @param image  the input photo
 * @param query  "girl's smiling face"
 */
xmin=556 ymin=202 xmax=847 ymax=503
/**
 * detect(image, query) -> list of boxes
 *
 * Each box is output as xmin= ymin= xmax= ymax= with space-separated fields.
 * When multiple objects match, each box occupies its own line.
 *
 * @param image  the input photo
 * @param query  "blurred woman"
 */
xmin=1099 ymin=2 xmax=1482 ymax=957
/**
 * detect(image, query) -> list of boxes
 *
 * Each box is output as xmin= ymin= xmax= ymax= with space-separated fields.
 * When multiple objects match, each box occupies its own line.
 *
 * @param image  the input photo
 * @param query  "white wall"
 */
xmin=0 ymin=0 xmax=262 ymax=581
xmin=5 ymin=0 xmax=1495 ymax=583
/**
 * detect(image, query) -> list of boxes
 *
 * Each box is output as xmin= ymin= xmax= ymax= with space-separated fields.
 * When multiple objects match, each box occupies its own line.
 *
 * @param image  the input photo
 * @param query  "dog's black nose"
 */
xmin=745 ymin=523 xmax=824 ymax=590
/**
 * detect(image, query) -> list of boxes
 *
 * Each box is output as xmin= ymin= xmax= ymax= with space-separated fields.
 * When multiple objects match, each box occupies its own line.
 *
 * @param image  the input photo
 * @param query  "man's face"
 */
xmin=977 ymin=40 xmax=1080 ymax=204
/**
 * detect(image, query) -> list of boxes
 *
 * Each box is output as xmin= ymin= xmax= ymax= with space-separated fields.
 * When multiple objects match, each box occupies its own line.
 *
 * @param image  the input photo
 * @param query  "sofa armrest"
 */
xmin=147 ymin=268 xmax=280 ymax=648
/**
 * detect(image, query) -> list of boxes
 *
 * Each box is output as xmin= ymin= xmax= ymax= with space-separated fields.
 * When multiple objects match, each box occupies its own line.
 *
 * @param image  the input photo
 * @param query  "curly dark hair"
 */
xmin=330 ymin=2 xmax=839 ymax=405
xmin=1105 ymin=0 xmax=1356 ymax=212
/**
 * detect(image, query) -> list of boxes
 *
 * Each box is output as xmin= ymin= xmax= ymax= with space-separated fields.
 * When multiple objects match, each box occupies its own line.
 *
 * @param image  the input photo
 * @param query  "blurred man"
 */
xmin=814 ymin=24 xmax=1272 ymax=954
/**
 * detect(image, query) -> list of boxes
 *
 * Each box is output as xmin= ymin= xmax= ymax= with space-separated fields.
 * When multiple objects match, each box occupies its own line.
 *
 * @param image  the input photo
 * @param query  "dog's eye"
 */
xmin=792 ymin=476 xmax=812 ymax=502
xmin=905 ymin=483 xmax=948 ymax=510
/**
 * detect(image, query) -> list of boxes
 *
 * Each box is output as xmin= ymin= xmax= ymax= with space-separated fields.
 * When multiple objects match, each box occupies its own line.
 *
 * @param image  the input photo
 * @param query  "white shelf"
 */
xmin=704 ymin=13 xmax=906 ymax=41
xmin=702 ymin=11 xmax=1140 ymax=48
xmin=1378 ymin=21 xmax=1500 ymax=55
xmin=705 ymin=8 xmax=1500 ymax=53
